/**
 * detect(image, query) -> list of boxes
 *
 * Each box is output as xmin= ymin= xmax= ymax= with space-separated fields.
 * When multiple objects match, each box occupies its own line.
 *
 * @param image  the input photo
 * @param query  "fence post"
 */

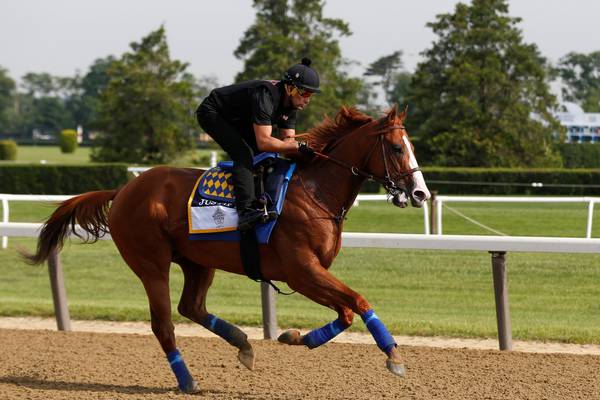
xmin=429 ymin=191 xmax=437 ymax=235
xmin=586 ymin=200 xmax=594 ymax=239
xmin=422 ymin=201 xmax=430 ymax=235
xmin=490 ymin=251 xmax=512 ymax=350
xmin=47 ymin=248 xmax=71 ymax=331
xmin=2 ymin=198 xmax=8 ymax=249
xmin=260 ymin=282 xmax=277 ymax=339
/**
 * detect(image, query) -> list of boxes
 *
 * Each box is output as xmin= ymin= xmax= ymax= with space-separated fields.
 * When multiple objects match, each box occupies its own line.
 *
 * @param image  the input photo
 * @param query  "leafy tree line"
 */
xmin=0 ymin=60 xmax=113 ymax=139
xmin=0 ymin=34 xmax=215 ymax=163
xmin=1 ymin=0 xmax=598 ymax=166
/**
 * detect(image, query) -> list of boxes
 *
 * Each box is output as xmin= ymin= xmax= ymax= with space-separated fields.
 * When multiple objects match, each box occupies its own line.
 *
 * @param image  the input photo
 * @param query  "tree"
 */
xmin=363 ymin=51 xmax=413 ymax=112
xmin=93 ymin=27 xmax=195 ymax=163
xmin=0 ymin=67 xmax=16 ymax=132
xmin=30 ymin=97 xmax=73 ymax=134
xmin=66 ymin=56 xmax=116 ymax=131
xmin=556 ymin=51 xmax=600 ymax=112
xmin=407 ymin=0 xmax=563 ymax=167
xmin=387 ymin=72 xmax=413 ymax=109
xmin=364 ymin=51 xmax=403 ymax=102
xmin=18 ymin=72 xmax=74 ymax=136
xmin=193 ymin=74 xmax=219 ymax=101
xmin=21 ymin=72 xmax=59 ymax=98
xmin=234 ymin=0 xmax=363 ymax=130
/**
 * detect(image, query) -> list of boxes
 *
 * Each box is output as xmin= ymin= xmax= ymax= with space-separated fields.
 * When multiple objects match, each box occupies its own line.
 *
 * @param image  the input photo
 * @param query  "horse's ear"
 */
xmin=387 ymin=104 xmax=398 ymax=123
xmin=398 ymin=104 xmax=408 ymax=123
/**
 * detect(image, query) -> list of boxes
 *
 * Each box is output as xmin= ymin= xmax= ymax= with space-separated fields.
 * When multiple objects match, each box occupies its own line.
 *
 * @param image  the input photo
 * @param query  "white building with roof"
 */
xmin=554 ymin=102 xmax=600 ymax=143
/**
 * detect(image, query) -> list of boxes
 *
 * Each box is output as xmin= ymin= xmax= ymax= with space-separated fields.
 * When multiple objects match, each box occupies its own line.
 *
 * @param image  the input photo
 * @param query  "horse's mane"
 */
xmin=301 ymin=107 xmax=375 ymax=153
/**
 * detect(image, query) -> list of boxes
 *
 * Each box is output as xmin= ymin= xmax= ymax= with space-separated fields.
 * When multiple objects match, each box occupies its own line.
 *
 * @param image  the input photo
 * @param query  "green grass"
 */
xmin=0 ymin=145 xmax=217 ymax=166
xmin=345 ymin=200 xmax=600 ymax=237
xmin=9 ymin=199 xmax=600 ymax=237
xmin=2 ymin=238 xmax=599 ymax=344
xmin=2 ymin=200 xmax=600 ymax=343
xmin=1 ymin=145 xmax=93 ymax=164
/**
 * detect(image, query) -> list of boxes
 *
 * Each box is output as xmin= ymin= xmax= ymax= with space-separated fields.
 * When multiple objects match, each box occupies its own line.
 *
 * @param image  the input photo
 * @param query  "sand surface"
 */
xmin=2 ymin=316 xmax=600 ymax=355
xmin=2 ymin=318 xmax=600 ymax=399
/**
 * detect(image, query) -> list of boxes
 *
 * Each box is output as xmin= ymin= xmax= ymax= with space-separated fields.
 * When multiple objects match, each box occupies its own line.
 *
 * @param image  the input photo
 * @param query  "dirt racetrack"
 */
xmin=2 ymin=328 xmax=600 ymax=400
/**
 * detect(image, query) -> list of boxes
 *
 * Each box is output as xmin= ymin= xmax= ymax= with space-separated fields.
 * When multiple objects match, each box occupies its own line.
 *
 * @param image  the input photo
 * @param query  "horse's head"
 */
xmin=363 ymin=106 xmax=431 ymax=208
xmin=301 ymin=106 xmax=430 ymax=208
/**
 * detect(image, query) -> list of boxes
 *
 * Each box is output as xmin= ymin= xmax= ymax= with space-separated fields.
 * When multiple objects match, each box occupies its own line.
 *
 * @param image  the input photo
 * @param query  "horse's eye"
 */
xmin=392 ymin=144 xmax=403 ymax=154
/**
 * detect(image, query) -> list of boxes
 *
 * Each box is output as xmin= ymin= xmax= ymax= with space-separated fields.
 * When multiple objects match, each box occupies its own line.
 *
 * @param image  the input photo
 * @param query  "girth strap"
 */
xmin=239 ymin=230 xmax=295 ymax=295
xmin=239 ymin=230 xmax=261 ymax=281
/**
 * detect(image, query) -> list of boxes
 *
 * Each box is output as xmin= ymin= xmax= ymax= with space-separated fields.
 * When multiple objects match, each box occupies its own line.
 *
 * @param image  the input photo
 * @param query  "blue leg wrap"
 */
xmin=166 ymin=349 xmax=195 ymax=391
xmin=361 ymin=309 xmax=396 ymax=354
xmin=303 ymin=318 xmax=348 ymax=349
xmin=201 ymin=314 xmax=248 ymax=348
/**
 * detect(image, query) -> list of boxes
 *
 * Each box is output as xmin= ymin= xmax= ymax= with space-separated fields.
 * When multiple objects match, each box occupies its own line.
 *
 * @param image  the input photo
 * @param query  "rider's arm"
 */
xmin=251 ymin=87 xmax=299 ymax=154
xmin=280 ymin=128 xmax=296 ymax=142
xmin=254 ymin=124 xmax=299 ymax=154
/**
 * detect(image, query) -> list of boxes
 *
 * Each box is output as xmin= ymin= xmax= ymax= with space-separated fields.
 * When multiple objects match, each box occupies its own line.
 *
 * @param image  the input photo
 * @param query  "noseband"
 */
xmin=312 ymin=124 xmax=420 ymax=197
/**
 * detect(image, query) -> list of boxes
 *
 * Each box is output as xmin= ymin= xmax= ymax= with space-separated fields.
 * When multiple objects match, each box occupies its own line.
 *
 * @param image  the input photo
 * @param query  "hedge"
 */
xmin=2 ymin=164 xmax=599 ymax=196
xmin=59 ymin=129 xmax=78 ymax=153
xmin=358 ymin=168 xmax=600 ymax=195
xmin=0 ymin=164 xmax=129 ymax=194
xmin=0 ymin=140 xmax=17 ymax=160
xmin=422 ymin=167 xmax=600 ymax=195
xmin=557 ymin=143 xmax=600 ymax=168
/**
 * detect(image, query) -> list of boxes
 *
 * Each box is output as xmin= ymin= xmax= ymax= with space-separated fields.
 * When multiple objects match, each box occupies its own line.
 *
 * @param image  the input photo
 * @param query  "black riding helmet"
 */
xmin=282 ymin=57 xmax=321 ymax=93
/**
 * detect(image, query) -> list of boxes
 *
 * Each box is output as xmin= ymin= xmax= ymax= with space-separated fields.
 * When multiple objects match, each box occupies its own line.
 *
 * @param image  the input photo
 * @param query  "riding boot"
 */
xmin=232 ymin=162 xmax=263 ymax=231
xmin=237 ymin=207 xmax=264 ymax=231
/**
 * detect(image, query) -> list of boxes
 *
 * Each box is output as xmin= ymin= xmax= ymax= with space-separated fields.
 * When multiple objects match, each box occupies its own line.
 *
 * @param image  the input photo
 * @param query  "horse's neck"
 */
xmin=300 ymin=134 xmax=372 ymax=217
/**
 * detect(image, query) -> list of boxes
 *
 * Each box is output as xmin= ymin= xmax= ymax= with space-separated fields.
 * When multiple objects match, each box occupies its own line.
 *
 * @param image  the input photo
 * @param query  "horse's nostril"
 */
xmin=412 ymin=190 xmax=428 ymax=202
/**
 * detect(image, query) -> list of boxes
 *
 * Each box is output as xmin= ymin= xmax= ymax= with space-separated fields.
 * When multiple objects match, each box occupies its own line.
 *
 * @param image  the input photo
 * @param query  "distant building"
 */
xmin=555 ymin=102 xmax=600 ymax=143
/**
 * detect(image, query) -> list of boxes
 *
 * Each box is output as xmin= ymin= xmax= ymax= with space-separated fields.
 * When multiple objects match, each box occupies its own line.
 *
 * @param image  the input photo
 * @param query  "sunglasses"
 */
xmin=293 ymin=86 xmax=314 ymax=98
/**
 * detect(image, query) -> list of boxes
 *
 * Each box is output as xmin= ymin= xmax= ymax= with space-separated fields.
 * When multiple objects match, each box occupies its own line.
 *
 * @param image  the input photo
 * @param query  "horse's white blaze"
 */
xmin=402 ymin=135 xmax=431 ymax=202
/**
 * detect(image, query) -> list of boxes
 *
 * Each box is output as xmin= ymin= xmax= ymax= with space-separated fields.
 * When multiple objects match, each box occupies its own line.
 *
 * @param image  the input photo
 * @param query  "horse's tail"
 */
xmin=24 ymin=189 xmax=118 ymax=265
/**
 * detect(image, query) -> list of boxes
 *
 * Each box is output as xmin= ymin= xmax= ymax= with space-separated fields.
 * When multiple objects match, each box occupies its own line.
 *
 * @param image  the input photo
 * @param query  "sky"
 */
xmin=1 ymin=0 xmax=599 ymax=87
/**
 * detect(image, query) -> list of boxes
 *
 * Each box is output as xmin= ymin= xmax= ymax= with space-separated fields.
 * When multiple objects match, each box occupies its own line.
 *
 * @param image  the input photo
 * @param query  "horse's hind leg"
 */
xmin=115 ymin=243 xmax=199 ymax=393
xmin=176 ymin=259 xmax=255 ymax=370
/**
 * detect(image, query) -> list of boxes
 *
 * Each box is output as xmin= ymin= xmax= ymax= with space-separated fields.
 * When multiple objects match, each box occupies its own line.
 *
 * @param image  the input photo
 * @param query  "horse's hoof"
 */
xmin=179 ymin=380 xmax=201 ymax=394
xmin=386 ymin=359 xmax=406 ymax=377
xmin=238 ymin=345 xmax=255 ymax=370
xmin=277 ymin=329 xmax=303 ymax=345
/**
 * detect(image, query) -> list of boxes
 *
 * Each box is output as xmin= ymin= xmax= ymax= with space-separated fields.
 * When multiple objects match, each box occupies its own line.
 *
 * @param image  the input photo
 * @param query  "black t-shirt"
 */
xmin=202 ymin=80 xmax=297 ymax=145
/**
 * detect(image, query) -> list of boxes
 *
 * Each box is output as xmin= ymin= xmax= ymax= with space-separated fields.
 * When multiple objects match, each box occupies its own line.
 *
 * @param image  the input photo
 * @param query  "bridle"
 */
xmin=311 ymin=124 xmax=420 ymax=197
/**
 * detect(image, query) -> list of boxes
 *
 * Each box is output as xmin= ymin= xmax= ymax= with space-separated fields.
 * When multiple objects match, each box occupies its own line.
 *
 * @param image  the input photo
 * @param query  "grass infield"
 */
xmin=2 ymin=200 xmax=600 ymax=343
xmin=0 ymin=145 xmax=216 ymax=166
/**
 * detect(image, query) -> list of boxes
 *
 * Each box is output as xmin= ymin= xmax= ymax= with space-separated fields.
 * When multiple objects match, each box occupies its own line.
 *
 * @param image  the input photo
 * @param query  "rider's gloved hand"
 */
xmin=298 ymin=141 xmax=316 ymax=157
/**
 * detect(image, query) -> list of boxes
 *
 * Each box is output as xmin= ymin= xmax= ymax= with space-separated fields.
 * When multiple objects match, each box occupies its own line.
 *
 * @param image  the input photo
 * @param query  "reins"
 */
xmin=310 ymin=124 xmax=420 ymax=196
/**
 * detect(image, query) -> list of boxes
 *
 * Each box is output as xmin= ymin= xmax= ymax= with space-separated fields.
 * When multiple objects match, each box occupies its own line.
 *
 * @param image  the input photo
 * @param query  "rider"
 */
xmin=196 ymin=58 xmax=319 ymax=230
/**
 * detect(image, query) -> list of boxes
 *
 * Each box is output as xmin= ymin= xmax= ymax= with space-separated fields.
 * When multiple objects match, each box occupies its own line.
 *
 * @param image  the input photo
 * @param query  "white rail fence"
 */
xmin=433 ymin=195 xmax=600 ymax=238
xmin=2 ymin=221 xmax=600 ymax=351
xmin=354 ymin=194 xmax=600 ymax=238
xmin=2 ymin=193 xmax=428 ymax=248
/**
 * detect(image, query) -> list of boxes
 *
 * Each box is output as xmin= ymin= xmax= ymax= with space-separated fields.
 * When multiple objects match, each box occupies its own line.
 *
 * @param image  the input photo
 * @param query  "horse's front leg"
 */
xmin=280 ymin=262 xmax=405 ymax=377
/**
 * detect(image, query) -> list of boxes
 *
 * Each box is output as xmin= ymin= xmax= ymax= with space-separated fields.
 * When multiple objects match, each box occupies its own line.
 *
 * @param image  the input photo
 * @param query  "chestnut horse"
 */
xmin=26 ymin=106 xmax=430 ymax=393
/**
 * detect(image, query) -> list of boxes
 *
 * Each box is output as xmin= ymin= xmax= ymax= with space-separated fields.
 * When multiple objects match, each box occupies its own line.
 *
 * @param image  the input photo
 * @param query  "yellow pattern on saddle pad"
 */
xmin=199 ymin=168 xmax=234 ymax=201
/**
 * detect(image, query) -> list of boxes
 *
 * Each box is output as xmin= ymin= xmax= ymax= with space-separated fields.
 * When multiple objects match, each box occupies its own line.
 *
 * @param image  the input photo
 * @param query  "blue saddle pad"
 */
xmin=188 ymin=154 xmax=295 ymax=244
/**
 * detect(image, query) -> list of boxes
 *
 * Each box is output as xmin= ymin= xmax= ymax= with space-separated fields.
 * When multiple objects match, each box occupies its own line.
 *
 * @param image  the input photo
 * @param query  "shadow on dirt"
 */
xmin=0 ymin=375 xmax=173 ymax=395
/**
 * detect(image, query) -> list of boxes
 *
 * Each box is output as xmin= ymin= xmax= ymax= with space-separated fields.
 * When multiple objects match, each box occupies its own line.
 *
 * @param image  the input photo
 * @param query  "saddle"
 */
xmin=188 ymin=152 xmax=295 ymax=283
xmin=188 ymin=152 xmax=295 ymax=244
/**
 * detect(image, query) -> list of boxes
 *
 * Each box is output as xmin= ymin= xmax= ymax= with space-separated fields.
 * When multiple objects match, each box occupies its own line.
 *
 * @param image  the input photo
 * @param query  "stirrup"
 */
xmin=238 ymin=209 xmax=264 ymax=231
